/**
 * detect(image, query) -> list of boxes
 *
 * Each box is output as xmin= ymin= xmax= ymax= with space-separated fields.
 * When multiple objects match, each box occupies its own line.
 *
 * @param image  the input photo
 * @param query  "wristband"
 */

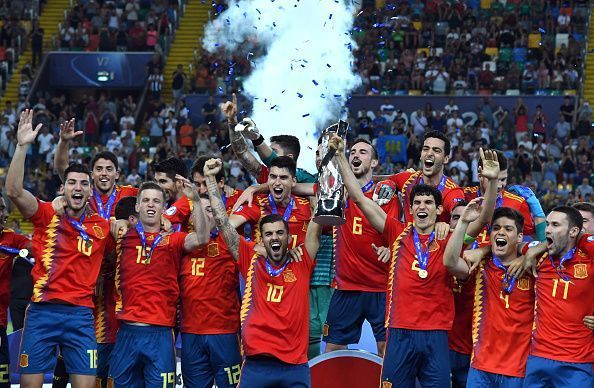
xmin=252 ymin=135 xmax=265 ymax=147
xmin=535 ymin=222 xmax=546 ymax=242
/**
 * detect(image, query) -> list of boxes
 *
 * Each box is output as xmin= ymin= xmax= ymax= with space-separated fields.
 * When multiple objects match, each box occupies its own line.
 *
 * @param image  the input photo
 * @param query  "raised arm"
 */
xmin=304 ymin=218 xmax=322 ymax=259
xmin=443 ymin=198 xmax=483 ymax=279
xmin=204 ymin=158 xmax=241 ymax=260
xmin=328 ymin=134 xmax=387 ymax=233
xmin=466 ymin=148 xmax=500 ymax=237
xmin=223 ymin=94 xmax=263 ymax=178
xmin=175 ymin=175 xmax=210 ymax=251
xmin=53 ymin=118 xmax=82 ymax=181
xmin=6 ymin=110 xmax=41 ymax=219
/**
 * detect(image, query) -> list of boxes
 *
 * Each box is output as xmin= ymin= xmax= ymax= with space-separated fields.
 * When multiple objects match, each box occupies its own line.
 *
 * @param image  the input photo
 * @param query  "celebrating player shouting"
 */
xmin=8 ymin=110 xmax=113 ymax=388
xmin=204 ymin=158 xmax=322 ymax=387
xmin=330 ymin=133 xmax=500 ymax=387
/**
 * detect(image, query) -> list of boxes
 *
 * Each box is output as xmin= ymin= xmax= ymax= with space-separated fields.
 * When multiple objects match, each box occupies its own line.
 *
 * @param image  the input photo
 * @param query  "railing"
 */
xmin=578 ymin=3 xmax=593 ymax=103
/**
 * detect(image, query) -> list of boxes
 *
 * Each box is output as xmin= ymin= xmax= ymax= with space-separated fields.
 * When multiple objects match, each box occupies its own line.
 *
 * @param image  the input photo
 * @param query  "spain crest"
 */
xmin=574 ymin=263 xmax=588 ymax=279
xmin=207 ymin=242 xmax=219 ymax=257
xmin=517 ymin=277 xmax=531 ymax=291
xmin=283 ymin=269 xmax=297 ymax=283
xmin=20 ymin=353 xmax=28 ymax=367
xmin=93 ymin=225 xmax=105 ymax=239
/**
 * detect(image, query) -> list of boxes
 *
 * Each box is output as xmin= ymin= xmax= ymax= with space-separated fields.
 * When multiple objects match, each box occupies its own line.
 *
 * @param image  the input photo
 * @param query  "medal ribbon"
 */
xmin=268 ymin=194 xmax=295 ymax=222
xmin=492 ymin=255 xmax=516 ymax=294
xmin=265 ymin=258 xmax=289 ymax=277
xmin=419 ymin=174 xmax=447 ymax=192
xmin=0 ymin=246 xmax=20 ymax=255
xmin=66 ymin=213 xmax=91 ymax=244
xmin=413 ymin=229 xmax=435 ymax=274
xmin=549 ymin=247 xmax=575 ymax=281
xmin=93 ymin=188 xmax=118 ymax=220
xmin=135 ymin=222 xmax=163 ymax=264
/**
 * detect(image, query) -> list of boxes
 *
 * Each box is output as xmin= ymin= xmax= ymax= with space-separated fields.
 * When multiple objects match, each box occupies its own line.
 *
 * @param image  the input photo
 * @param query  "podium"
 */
xmin=309 ymin=350 xmax=383 ymax=388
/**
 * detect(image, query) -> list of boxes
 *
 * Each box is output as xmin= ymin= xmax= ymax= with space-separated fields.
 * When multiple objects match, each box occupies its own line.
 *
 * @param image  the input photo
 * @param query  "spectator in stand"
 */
xmin=554 ymin=114 xmax=571 ymax=144
xmin=201 ymin=95 xmax=218 ymax=126
xmin=513 ymin=98 xmax=529 ymax=145
xmin=532 ymin=105 xmax=548 ymax=139
xmin=575 ymin=100 xmax=592 ymax=138
xmin=106 ymin=131 xmax=123 ymax=153
xmin=179 ymin=118 xmax=195 ymax=152
xmin=148 ymin=68 xmax=164 ymax=100
xmin=172 ymin=64 xmax=187 ymax=105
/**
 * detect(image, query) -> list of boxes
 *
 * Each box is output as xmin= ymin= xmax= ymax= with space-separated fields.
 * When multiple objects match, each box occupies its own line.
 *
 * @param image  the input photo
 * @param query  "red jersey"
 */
xmin=390 ymin=170 xmax=464 ymax=223
xmin=180 ymin=233 xmax=240 ymax=334
xmin=115 ymin=229 xmax=187 ymax=326
xmin=89 ymin=185 xmax=138 ymax=219
xmin=530 ymin=235 xmax=594 ymax=363
xmin=464 ymin=187 xmax=535 ymax=245
xmin=29 ymin=200 xmax=113 ymax=308
xmin=448 ymin=275 xmax=475 ymax=355
xmin=238 ymin=238 xmax=314 ymax=365
xmin=165 ymin=189 xmax=244 ymax=233
xmin=384 ymin=219 xmax=454 ymax=330
xmin=256 ymin=165 xmax=269 ymax=184
xmin=0 ymin=228 xmax=30 ymax=327
xmin=234 ymin=194 xmax=311 ymax=249
xmin=333 ymin=190 xmax=400 ymax=292
xmin=471 ymin=257 xmax=535 ymax=377
xmin=94 ymin=270 xmax=118 ymax=343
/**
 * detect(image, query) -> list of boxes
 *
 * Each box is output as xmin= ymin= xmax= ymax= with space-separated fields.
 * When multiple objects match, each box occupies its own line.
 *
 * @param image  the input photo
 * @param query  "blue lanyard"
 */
xmin=413 ymin=229 xmax=435 ymax=272
xmin=66 ymin=212 xmax=91 ymax=245
xmin=93 ymin=188 xmax=118 ymax=220
xmin=492 ymin=255 xmax=516 ymax=294
xmin=346 ymin=180 xmax=373 ymax=208
xmin=549 ymin=247 xmax=575 ymax=281
xmin=0 ymin=245 xmax=20 ymax=255
xmin=419 ymin=174 xmax=447 ymax=192
xmin=265 ymin=258 xmax=289 ymax=277
xmin=135 ymin=222 xmax=163 ymax=265
xmin=268 ymin=194 xmax=295 ymax=222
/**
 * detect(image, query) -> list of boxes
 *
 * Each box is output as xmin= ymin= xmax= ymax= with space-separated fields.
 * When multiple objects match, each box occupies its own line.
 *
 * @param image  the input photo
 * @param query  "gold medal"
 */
xmin=19 ymin=249 xmax=28 ymax=258
xmin=418 ymin=269 xmax=428 ymax=279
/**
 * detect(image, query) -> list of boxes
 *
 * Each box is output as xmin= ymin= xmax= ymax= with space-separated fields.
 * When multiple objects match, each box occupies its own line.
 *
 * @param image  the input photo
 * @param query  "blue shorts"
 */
xmin=181 ymin=333 xmax=242 ymax=388
xmin=18 ymin=302 xmax=96 ymax=375
xmin=97 ymin=343 xmax=114 ymax=380
xmin=238 ymin=356 xmax=310 ymax=388
xmin=109 ymin=323 xmax=176 ymax=388
xmin=467 ymin=367 xmax=523 ymax=388
xmin=381 ymin=328 xmax=450 ymax=388
xmin=323 ymin=290 xmax=386 ymax=345
xmin=449 ymin=350 xmax=470 ymax=388
xmin=0 ymin=327 xmax=9 ymax=387
xmin=523 ymin=355 xmax=593 ymax=387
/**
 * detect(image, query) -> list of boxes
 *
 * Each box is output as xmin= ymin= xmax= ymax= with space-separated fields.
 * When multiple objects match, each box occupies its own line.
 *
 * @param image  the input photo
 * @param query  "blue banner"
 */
xmin=49 ymin=52 xmax=154 ymax=88
xmin=376 ymin=134 xmax=408 ymax=164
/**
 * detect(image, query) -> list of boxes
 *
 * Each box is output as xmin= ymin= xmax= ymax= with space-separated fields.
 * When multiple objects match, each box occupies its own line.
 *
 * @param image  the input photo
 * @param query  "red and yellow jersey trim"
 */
xmin=32 ymin=215 xmax=60 ymax=302
xmin=239 ymin=252 xmax=259 ymax=326
xmin=470 ymin=261 xmax=485 ymax=361
xmin=114 ymin=232 xmax=125 ymax=315
xmin=385 ymin=223 xmax=413 ymax=327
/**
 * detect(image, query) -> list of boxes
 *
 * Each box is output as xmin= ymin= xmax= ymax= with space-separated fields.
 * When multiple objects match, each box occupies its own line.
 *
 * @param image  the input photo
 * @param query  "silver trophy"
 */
xmin=313 ymin=120 xmax=349 ymax=226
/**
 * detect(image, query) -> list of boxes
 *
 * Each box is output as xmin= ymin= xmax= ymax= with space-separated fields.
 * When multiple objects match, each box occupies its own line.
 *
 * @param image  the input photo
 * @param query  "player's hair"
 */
xmin=259 ymin=213 xmax=289 ymax=234
xmin=491 ymin=207 xmax=524 ymax=233
xmin=551 ymin=206 xmax=584 ymax=232
xmin=192 ymin=156 xmax=225 ymax=182
xmin=573 ymin=202 xmax=594 ymax=217
xmin=423 ymin=130 xmax=451 ymax=156
xmin=64 ymin=163 xmax=92 ymax=181
xmin=270 ymin=135 xmax=301 ymax=160
xmin=90 ymin=151 xmax=119 ymax=171
xmin=114 ymin=196 xmax=138 ymax=220
xmin=409 ymin=184 xmax=443 ymax=207
xmin=478 ymin=150 xmax=507 ymax=171
xmin=137 ymin=181 xmax=166 ymax=202
xmin=270 ymin=156 xmax=296 ymax=178
xmin=352 ymin=138 xmax=379 ymax=160
xmin=154 ymin=157 xmax=188 ymax=180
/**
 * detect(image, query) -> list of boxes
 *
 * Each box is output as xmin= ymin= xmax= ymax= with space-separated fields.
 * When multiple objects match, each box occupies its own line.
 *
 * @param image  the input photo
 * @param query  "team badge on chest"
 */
xmin=574 ymin=263 xmax=588 ymax=279
xmin=207 ymin=242 xmax=219 ymax=257
xmin=283 ymin=269 xmax=297 ymax=283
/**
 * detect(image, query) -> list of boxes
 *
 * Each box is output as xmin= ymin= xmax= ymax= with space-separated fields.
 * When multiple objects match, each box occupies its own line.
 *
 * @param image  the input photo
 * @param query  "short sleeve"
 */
xmin=443 ymin=187 xmax=465 ymax=216
xmin=29 ymin=199 xmax=57 ymax=227
xmin=233 ymin=196 xmax=263 ymax=223
xmin=256 ymin=165 xmax=269 ymax=184
xmin=577 ymin=234 xmax=594 ymax=257
xmin=164 ymin=196 xmax=191 ymax=225
xmin=519 ymin=200 xmax=535 ymax=236
xmin=389 ymin=171 xmax=411 ymax=191
xmin=171 ymin=232 xmax=188 ymax=259
xmin=238 ymin=237 xmax=258 ymax=278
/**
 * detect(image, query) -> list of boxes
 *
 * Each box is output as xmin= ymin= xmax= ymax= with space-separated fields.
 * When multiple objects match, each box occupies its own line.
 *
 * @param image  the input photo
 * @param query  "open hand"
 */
xmin=17 ymin=109 xmax=42 ymax=146
xmin=59 ymin=118 xmax=82 ymax=142
xmin=479 ymin=148 xmax=500 ymax=180
xmin=461 ymin=197 xmax=483 ymax=224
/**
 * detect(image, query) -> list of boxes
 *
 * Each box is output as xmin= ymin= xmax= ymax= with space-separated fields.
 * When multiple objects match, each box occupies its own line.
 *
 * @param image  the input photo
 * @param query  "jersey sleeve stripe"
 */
xmin=385 ymin=223 xmax=413 ymax=328
xmin=32 ymin=215 xmax=60 ymax=302
xmin=114 ymin=233 xmax=124 ymax=315
xmin=239 ymin=254 xmax=259 ymax=326
xmin=471 ymin=262 xmax=485 ymax=362
xmin=95 ymin=293 xmax=107 ymax=342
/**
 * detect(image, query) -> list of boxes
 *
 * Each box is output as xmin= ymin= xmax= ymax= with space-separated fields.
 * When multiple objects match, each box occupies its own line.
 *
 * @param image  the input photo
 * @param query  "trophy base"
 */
xmin=313 ymin=198 xmax=346 ymax=226
xmin=312 ymin=214 xmax=346 ymax=226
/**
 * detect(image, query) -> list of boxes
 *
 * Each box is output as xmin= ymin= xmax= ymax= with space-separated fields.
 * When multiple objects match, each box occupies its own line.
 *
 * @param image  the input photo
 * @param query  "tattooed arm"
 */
xmin=223 ymin=93 xmax=263 ymax=178
xmin=204 ymin=158 xmax=240 ymax=260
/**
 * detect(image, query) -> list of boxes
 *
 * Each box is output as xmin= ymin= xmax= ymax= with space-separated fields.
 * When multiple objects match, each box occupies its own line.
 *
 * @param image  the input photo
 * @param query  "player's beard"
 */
xmin=353 ymin=163 xmax=371 ymax=179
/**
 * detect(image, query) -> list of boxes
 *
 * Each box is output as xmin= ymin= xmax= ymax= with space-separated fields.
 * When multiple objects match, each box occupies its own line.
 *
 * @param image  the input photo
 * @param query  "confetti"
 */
xmin=271 ymin=105 xmax=277 ymax=110
xmin=302 ymin=113 xmax=310 ymax=117
xmin=297 ymin=92 xmax=303 ymax=98
xmin=326 ymin=64 xmax=331 ymax=68
xmin=256 ymin=8 xmax=261 ymax=14
xmin=312 ymin=80 xmax=318 ymax=85
xmin=329 ymin=14 xmax=333 ymax=19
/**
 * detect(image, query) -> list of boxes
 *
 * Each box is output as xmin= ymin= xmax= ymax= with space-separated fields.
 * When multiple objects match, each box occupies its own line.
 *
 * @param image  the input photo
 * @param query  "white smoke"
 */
xmin=203 ymin=0 xmax=361 ymax=173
